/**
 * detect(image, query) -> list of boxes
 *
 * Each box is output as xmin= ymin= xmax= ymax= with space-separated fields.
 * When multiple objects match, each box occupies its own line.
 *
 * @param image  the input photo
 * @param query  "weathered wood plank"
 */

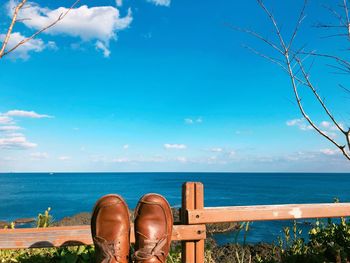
xmin=181 ymin=182 xmax=196 ymax=263
xmin=0 ymin=224 xmax=206 ymax=249
xmin=180 ymin=182 xmax=206 ymax=263
xmin=194 ymin=183 xmax=205 ymax=263
xmin=187 ymin=203 xmax=350 ymax=224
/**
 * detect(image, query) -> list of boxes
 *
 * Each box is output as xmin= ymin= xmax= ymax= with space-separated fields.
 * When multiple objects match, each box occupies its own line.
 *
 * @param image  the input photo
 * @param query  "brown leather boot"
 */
xmin=91 ymin=194 xmax=130 ymax=263
xmin=134 ymin=194 xmax=173 ymax=263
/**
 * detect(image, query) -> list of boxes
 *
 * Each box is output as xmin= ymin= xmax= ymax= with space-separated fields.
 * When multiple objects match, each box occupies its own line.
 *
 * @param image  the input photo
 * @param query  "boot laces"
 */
xmin=134 ymin=237 xmax=167 ymax=262
xmin=94 ymin=236 xmax=125 ymax=263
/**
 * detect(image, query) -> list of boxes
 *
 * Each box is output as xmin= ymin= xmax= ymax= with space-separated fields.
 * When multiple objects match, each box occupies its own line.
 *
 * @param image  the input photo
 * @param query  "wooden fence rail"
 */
xmin=1 ymin=182 xmax=350 ymax=263
xmin=0 ymin=224 xmax=206 ymax=249
xmin=187 ymin=203 xmax=350 ymax=224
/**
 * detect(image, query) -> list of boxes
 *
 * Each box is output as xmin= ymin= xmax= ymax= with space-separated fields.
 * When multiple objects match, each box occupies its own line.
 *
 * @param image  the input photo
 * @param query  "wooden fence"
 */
xmin=1 ymin=182 xmax=350 ymax=263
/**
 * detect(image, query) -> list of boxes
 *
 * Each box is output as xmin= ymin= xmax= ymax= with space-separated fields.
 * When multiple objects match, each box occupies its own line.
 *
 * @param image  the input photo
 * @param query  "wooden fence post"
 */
xmin=181 ymin=182 xmax=205 ymax=263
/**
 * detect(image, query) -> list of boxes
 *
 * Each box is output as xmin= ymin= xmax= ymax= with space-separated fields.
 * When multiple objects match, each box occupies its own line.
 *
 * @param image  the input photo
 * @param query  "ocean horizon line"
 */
xmin=1 ymin=171 xmax=350 ymax=174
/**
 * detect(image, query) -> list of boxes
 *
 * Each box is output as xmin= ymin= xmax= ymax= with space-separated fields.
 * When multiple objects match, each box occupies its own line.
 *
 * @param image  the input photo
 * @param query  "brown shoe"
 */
xmin=134 ymin=194 xmax=173 ymax=263
xmin=91 ymin=194 xmax=130 ymax=263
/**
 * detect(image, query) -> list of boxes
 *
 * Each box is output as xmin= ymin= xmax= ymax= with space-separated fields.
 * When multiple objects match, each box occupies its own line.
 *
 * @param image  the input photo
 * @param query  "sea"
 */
xmin=1 ymin=172 xmax=350 ymax=245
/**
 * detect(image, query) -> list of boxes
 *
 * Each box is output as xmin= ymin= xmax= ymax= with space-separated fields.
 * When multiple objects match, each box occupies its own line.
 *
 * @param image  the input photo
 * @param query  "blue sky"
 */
xmin=0 ymin=0 xmax=350 ymax=172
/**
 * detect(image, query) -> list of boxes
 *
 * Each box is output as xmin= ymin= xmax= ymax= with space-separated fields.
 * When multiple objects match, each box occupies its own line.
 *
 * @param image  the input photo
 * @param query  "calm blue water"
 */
xmin=1 ymin=172 xmax=350 ymax=244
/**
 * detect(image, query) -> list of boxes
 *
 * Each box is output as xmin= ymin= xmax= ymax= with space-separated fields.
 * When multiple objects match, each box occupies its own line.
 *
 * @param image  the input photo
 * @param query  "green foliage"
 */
xmin=272 ymin=217 xmax=350 ymax=263
xmin=36 ymin=207 xmax=53 ymax=228
xmin=277 ymin=220 xmax=308 ymax=257
xmin=3 ymin=222 xmax=15 ymax=230
xmin=233 ymin=221 xmax=251 ymax=245
xmin=0 ymin=246 xmax=94 ymax=263
xmin=307 ymin=217 xmax=350 ymax=262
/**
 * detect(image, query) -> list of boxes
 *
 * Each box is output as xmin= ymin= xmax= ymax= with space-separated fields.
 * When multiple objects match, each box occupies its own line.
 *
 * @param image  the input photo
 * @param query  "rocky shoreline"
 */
xmin=0 ymin=218 xmax=36 ymax=228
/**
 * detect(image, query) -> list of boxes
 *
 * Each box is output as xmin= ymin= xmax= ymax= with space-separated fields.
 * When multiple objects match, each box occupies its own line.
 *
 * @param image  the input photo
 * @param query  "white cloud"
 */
xmin=204 ymin=148 xmax=237 ymax=164
xmin=228 ymin=151 xmax=236 ymax=157
xmin=211 ymin=147 xmax=223 ymax=152
xmin=320 ymin=121 xmax=331 ymax=129
xmin=235 ymin=129 xmax=253 ymax=135
xmin=0 ymin=32 xmax=47 ymax=59
xmin=286 ymin=118 xmax=313 ymax=131
xmin=0 ymin=136 xmax=37 ymax=149
xmin=123 ymin=144 xmax=129 ymax=150
xmin=176 ymin=156 xmax=187 ymax=163
xmin=323 ymin=131 xmax=338 ymax=138
xmin=185 ymin=117 xmax=202 ymax=125
xmin=113 ymin=157 xmax=130 ymax=163
xmin=147 ymin=0 xmax=171 ymax=6
xmin=116 ymin=0 xmax=123 ymax=7
xmin=286 ymin=118 xmax=345 ymax=135
xmin=5 ymin=110 xmax=53 ymax=118
xmin=1 ymin=156 xmax=19 ymax=161
xmin=0 ymin=116 xmax=14 ymax=125
xmin=320 ymin=121 xmax=342 ymax=131
xmin=95 ymin=41 xmax=111 ymax=57
xmin=112 ymin=155 xmax=168 ymax=163
xmin=0 ymin=109 xmax=53 ymax=152
xmin=0 ymin=126 xmax=22 ymax=132
xmin=164 ymin=143 xmax=187 ymax=150
xmin=58 ymin=156 xmax=71 ymax=161
xmin=9 ymin=1 xmax=133 ymax=57
xmin=5 ymin=132 xmax=25 ymax=137
xmin=320 ymin=148 xmax=338 ymax=155
xmin=30 ymin=152 xmax=49 ymax=160
xmin=184 ymin=118 xmax=193 ymax=124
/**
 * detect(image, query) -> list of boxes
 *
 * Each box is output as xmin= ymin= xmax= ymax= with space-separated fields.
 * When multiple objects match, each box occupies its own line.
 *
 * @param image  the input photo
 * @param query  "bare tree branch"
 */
xmin=256 ymin=0 xmax=287 ymax=51
xmin=237 ymin=0 xmax=350 ymax=160
xmin=316 ymin=1 xmax=350 ymax=39
xmin=321 ymin=4 xmax=346 ymax=26
xmin=343 ymin=0 xmax=350 ymax=37
xmin=296 ymin=58 xmax=347 ymax=134
xmin=284 ymin=53 xmax=350 ymax=160
xmin=242 ymin=44 xmax=288 ymax=73
xmin=301 ymin=51 xmax=350 ymax=72
xmin=0 ymin=0 xmax=27 ymax=58
xmin=226 ymin=23 xmax=284 ymax=55
xmin=0 ymin=0 xmax=81 ymax=59
xmin=288 ymin=0 xmax=308 ymax=51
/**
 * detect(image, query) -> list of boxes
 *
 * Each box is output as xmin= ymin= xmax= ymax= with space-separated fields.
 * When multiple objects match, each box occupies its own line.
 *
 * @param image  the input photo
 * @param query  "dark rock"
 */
xmin=14 ymin=217 xmax=35 ymax=224
xmin=248 ymin=243 xmax=281 ymax=261
xmin=211 ymin=242 xmax=282 ymax=263
xmin=53 ymin=212 xmax=91 ymax=226
xmin=0 ymin=221 xmax=9 ymax=228
xmin=172 ymin=208 xmax=180 ymax=223
xmin=207 ymin=222 xmax=241 ymax=234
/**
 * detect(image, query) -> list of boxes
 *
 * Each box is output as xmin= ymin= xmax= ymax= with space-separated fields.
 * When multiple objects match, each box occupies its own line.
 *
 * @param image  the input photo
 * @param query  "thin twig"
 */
xmin=1 ymin=0 xmax=81 ymax=58
xmin=343 ymin=0 xmax=350 ymax=37
xmin=0 ymin=0 xmax=27 ymax=58
xmin=322 ymin=4 xmax=346 ymax=26
xmin=296 ymin=58 xmax=347 ymax=134
xmin=245 ymin=0 xmax=350 ymax=160
xmin=288 ymin=0 xmax=308 ymax=51
xmin=243 ymin=44 xmax=288 ymax=73
xmin=226 ymin=23 xmax=284 ymax=55
xmin=257 ymin=0 xmax=287 ymax=52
